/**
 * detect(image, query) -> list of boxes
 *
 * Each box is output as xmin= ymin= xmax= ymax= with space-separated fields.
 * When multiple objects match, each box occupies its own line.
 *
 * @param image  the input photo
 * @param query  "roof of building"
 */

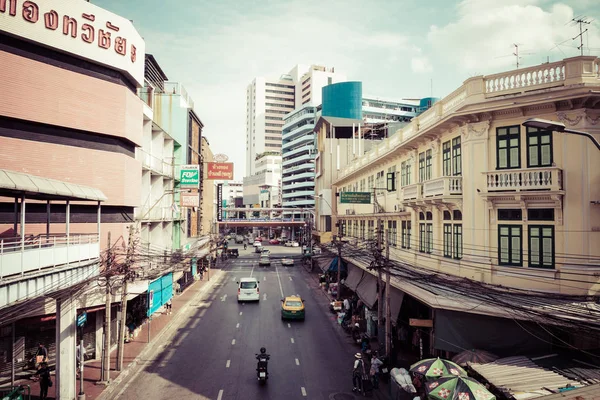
xmin=536 ymin=383 xmax=600 ymax=400
xmin=0 ymin=168 xmax=107 ymax=202
xmin=314 ymin=116 xmax=364 ymax=133
xmin=469 ymin=356 xmax=586 ymax=400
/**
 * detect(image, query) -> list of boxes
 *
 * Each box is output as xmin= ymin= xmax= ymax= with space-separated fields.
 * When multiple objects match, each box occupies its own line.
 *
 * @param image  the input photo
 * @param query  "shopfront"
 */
xmin=147 ymin=273 xmax=173 ymax=317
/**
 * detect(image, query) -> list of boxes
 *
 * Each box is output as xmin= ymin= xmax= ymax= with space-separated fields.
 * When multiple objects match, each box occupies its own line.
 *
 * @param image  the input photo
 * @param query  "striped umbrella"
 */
xmin=426 ymin=376 xmax=496 ymax=400
xmin=452 ymin=349 xmax=498 ymax=366
xmin=410 ymin=357 xmax=467 ymax=379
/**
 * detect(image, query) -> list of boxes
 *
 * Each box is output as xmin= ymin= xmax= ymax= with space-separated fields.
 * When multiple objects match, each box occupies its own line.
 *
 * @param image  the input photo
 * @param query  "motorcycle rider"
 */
xmin=256 ymin=347 xmax=270 ymax=380
xmin=244 ymin=242 xmax=247 ymax=250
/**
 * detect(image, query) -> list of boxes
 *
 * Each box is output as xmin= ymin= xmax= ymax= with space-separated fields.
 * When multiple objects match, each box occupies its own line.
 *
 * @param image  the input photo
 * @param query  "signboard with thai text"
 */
xmin=180 ymin=165 xmax=200 ymax=188
xmin=340 ymin=192 xmax=371 ymax=204
xmin=206 ymin=162 xmax=234 ymax=180
xmin=0 ymin=0 xmax=145 ymax=86
xmin=180 ymin=192 xmax=199 ymax=208
xmin=217 ymin=184 xmax=223 ymax=221
xmin=409 ymin=319 xmax=433 ymax=328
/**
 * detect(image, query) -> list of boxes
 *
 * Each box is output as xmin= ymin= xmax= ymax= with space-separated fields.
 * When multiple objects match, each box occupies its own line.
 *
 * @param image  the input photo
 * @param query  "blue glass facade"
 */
xmin=322 ymin=82 xmax=362 ymax=119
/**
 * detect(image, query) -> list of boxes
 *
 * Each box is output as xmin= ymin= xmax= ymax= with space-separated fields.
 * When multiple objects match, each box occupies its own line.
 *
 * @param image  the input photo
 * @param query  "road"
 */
xmin=114 ymin=242 xmax=364 ymax=400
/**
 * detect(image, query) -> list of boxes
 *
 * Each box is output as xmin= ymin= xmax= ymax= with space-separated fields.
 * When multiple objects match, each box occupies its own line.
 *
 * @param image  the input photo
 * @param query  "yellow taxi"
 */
xmin=281 ymin=295 xmax=305 ymax=320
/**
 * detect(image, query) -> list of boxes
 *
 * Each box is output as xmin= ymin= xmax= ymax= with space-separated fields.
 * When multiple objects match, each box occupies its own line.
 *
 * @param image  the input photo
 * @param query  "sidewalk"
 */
xmin=13 ymin=269 xmax=220 ymax=400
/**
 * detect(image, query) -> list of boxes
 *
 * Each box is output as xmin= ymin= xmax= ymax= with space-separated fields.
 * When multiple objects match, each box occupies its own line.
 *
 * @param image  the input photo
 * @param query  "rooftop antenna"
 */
xmin=495 ymin=43 xmax=534 ymax=69
xmin=570 ymin=17 xmax=592 ymax=56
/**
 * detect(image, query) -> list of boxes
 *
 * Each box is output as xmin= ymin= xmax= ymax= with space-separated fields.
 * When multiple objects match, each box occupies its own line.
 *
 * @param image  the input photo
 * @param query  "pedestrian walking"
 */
xmin=33 ymin=361 xmax=52 ymax=399
xmin=76 ymin=343 xmax=85 ymax=378
xmin=165 ymin=299 xmax=172 ymax=315
xmin=31 ymin=343 xmax=48 ymax=370
xmin=352 ymin=352 xmax=366 ymax=393
xmin=370 ymin=352 xmax=383 ymax=389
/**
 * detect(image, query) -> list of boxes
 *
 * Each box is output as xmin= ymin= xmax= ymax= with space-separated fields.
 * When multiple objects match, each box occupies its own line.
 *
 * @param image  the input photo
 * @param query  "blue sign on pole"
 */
xmin=77 ymin=311 xmax=87 ymax=327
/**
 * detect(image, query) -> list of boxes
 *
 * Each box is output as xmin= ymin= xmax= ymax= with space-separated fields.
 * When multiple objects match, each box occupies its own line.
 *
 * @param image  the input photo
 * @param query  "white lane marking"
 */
xmin=263 ymin=276 xmax=266 ymax=281
xmin=217 ymin=389 xmax=224 ymax=400
xmin=221 ymin=294 xmax=227 ymax=302
xmin=289 ymin=276 xmax=293 ymax=281
xmin=263 ymin=294 xmax=267 ymax=301
xmin=232 ymin=339 xmax=236 ymax=345
xmin=250 ymin=265 xmax=255 ymax=277
xmin=275 ymin=266 xmax=284 ymax=298
xmin=295 ymin=358 xmax=300 ymax=365
xmin=236 ymin=323 xmax=240 ymax=328
xmin=301 ymin=387 xmax=307 ymax=396
xmin=287 ymin=323 xmax=291 ymax=328
xmin=226 ymin=360 xmax=231 ymax=368
xmin=239 ymin=311 xmax=243 ymax=315
xmin=291 ymin=337 xmax=295 ymax=343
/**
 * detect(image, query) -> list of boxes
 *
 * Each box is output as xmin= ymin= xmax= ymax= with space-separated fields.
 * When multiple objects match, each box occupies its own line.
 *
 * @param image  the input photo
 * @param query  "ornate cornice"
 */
xmin=462 ymin=120 xmax=490 ymax=141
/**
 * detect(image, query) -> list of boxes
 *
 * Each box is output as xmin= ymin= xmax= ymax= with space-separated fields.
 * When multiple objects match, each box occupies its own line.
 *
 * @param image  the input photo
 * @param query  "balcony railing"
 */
xmin=401 ymin=183 xmax=422 ymax=201
xmin=484 ymin=167 xmax=562 ymax=192
xmin=0 ymin=234 xmax=100 ymax=278
xmin=423 ymin=176 xmax=463 ymax=197
xmin=138 ymin=149 xmax=174 ymax=178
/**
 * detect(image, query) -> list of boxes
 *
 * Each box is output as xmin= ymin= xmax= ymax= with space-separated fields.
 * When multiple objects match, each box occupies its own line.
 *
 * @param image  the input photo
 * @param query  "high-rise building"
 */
xmin=245 ymin=65 xmax=346 ymax=176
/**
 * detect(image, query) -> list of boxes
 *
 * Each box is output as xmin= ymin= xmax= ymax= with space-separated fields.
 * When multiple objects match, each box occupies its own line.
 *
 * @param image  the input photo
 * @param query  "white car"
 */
xmin=285 ymin=240 xmax=299 ymax=247
xmin=291 ymin=241 xmax=299 ymax=247
xmin=259 ymin=254 xmax=271 ymax=266
xmin=237 ymin=277 xmax=260 ymax=302
xmin=281 ymin=257 xmax=294 ymax=266
xmin=253 ymin=240 xmax=261 ymax=247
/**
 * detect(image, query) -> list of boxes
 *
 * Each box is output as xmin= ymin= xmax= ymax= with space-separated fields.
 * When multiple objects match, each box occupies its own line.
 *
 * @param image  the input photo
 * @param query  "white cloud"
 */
xmin=427 ymin=1 xmax=600 ymax=72
xmin=411 ymin=56 xmax=433 ymax=73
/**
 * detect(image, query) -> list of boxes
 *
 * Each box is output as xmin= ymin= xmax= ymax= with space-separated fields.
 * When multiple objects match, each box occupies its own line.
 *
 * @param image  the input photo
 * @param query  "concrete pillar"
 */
xmin=56 ymin=295 xmax=77 ymax=400
xmin=95 ymin=310 xmax=104 ymax=361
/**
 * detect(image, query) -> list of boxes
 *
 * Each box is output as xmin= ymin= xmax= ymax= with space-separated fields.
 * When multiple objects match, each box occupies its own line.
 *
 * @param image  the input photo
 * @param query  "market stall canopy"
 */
xmin=452 ymin=349 xmax=498 ymax=366
xmin=410 ymin=357 xmax=467 ymax=379
xmin=355 ymin=271 xmax=378 ymax=309
xmin=426 ymin=375 xmax=496 ymax=400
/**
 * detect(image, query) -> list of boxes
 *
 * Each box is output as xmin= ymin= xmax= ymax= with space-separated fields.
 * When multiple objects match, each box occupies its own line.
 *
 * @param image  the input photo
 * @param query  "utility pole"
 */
xmin=117 ymin=225 xmax=137 ymax=371
xmin=376 ymin=222 xmax=384 ymax=346
xmin=385 ymin=230 xmax=392 ymax=357
xmin=99 ymin=231 xmax=112 ymax=384
xmin=335 ymin=236 xmax=343 ymax=301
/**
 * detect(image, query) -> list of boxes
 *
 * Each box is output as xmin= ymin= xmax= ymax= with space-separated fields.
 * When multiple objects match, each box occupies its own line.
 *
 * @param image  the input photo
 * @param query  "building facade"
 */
xmin=200 ymin=137 xmax=215 ymax=236
xmin=243 ymin=153 xmax=282 ymax=206
xmin=245 ymin=65 xmax=346 ymax=176
xmin=322 ymin=56 xmax=600 ymax=357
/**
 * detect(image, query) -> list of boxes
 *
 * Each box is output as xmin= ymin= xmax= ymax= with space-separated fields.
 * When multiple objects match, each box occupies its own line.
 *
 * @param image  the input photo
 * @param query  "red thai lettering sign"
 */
xmin=0 ymin=0 xmax=145 ymax=86
xmin=206 ymin=163 xmax=234 ymax=180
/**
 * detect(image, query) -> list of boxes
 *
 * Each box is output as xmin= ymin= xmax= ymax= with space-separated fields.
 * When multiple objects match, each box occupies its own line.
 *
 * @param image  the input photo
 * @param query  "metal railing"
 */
xmin=0 ymin=233 xmax=100 ymax=278
xmin=423 ymin=176 xmax=463 ymax=197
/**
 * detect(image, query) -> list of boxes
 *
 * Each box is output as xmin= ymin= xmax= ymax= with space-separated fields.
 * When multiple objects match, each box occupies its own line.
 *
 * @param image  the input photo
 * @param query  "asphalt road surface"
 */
xmin=115 ymin=242 xmax=364 ymax=400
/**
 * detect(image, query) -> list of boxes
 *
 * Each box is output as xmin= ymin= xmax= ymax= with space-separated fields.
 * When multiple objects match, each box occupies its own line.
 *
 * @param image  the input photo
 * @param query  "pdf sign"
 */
xmin=180 ymin=165 xmax=200 ymax=188
xmin=207 ymin=163 xmax=234 ymax=180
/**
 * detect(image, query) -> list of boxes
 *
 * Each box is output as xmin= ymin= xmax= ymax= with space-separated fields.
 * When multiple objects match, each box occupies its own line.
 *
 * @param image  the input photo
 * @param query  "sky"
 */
xmin=95 ymin=0 xmax=599 ymax=181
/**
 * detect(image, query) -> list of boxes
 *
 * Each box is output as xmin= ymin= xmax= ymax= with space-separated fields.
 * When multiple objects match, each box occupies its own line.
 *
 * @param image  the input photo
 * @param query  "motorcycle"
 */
xmin=256 ymin=353 xmax=270 ymax=384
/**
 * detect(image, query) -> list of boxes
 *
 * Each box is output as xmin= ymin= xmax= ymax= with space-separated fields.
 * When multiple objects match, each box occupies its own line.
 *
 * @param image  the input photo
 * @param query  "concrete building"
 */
xmin=200 ymin=136 xmax=215 ymax=236
xmin=137 ymin=55 xmax=181 ymax=252
xmin=218 ymin=180 xmax=243 ymax=218
xmin=323 ymin=56 xmax=600 ymax=356
xmin=0 ymin=1 xmax=145 ymax=395
xmin=245 ymin=65 xmax=346 ymax=176
xmin=243 ymin=152 xmax=282 ymax=207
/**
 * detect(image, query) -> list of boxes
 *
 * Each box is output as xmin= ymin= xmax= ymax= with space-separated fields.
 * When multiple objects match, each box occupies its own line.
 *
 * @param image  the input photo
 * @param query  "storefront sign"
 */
xmin=0 ymin=0 xmax=145 ymax=86
xmin=206 ymin=162 xmax=234 ymax=180
xmin=180 ymin=192 xmax=199 ymax=208
xmin=180 ymin=165 xmax=200 ymax=188
xmin=340 ymin=192 xmax=371 ymax=204
xmin=217 ymin=184 xmax=223 ymax=221
xmin=77 ymin=311 xmax=87 ymax=327
xmin=409 ymin=318 xmax=433 ymax=328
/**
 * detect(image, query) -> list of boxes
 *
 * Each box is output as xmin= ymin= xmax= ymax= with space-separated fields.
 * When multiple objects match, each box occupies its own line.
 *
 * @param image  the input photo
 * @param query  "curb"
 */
xmin=97 ymin=270 xmax=225 ymax=400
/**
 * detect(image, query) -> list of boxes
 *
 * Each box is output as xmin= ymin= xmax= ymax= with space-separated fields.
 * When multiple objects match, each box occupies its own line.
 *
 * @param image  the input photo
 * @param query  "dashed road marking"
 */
xmin=289 ymin=276 xmax=293 ymax=281
xmin=217 ymin=389 xmax=224 ymax=400
xmin=236 ymin=323 xmax=240 ymax=328
xmin=239 ymin=311 xmax=243 ymax=315
xmin=263 ymin=294 xmax=267 ymax=300
xmin=301 ymin=387 xmax=307 ymax=396
xmin=290 ymin=337 xmax=295 ymax=344
xmin=295 ymin=358 xmax=300 ymax=365
xmin=287 ymin=323 xmax=291 ymax=328
xmin=232 ymin=339 xmax=236 ymax=345
xmin=221 ymin=294 xmax=227 ymax=302
xmin=226 ymin=360 xmax=231 ymax=368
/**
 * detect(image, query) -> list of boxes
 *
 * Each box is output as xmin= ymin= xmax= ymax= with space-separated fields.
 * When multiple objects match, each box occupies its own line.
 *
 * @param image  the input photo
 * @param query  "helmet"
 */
xmin=260 ymin=347 xmax=266 ymax=354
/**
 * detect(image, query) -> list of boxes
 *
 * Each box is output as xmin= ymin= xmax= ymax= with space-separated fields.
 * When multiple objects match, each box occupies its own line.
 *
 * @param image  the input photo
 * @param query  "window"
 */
xmin=387 ymin=166 xmax=397 ymax=192
xmin=419 ymin=223 xmax=426 ymax=253
xmin=360 ymin=220 xmax=366 ymax=239
xmin=496 ymin=126 xmax=521 ymax=169
xmin=443 ymin=224 xmax=452 ymax=257
xmin=426 ymin=223 xmax=433 ymax=254
xmin=526 ymin=127 xmax=553 ymax=167
xmin=400 ymin=161 xmax=412 ymax=187
xmin=498 ymin=225 xmax=522 ymax=266
xmin=387 ymin=221 xmax=397 ymax=247
xmin=328 ymin=77 xmax=333 ymax=85
xmin=425 ymin=150 xmax=432 ymax=181
xmin=528 ymin=208 xmax=555 ymax=221
xmin=443 ymin=141 xmax=451 ymax=176
xmin=367 ymin=220 xmax=374 ymax=240
xmin=529 ymin=226 xmax=554 ymax=269
xmin=419 ymin=212 xmax=432 ymax=254
xmin=418 ymin=152 xmax=425 ymax=182
xmin=401 ymin=220 xmax=411 ymax=249
xmin=498 ymin=209 xmax=522 ymax=221
xmin=452 ymin=137 xmax=462 ymax=176
xmin=454 ymin=225 xmax=463 ymax=259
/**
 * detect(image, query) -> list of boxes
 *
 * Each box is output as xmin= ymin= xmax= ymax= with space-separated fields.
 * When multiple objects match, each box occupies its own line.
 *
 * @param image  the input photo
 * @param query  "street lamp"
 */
xmin=522 ymin=118 xmax=600 ymax=151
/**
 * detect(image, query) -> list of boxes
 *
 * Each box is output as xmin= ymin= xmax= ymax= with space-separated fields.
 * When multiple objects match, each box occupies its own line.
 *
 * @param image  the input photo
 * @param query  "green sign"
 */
xmin=180 ymin=165 xmax=200 ymax=188
xmin=340 ymin=192 xmax=371 ymax=204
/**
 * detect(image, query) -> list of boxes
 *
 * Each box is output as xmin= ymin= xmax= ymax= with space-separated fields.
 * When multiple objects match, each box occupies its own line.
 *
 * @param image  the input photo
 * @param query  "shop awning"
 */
xmin=355 ymin=272 xmax=378 ymax=309
xmin=386 ymin=287 xmax=405 ymax=324
xmin=344 ymin=264 xmax=364 ymax=291
xmin=316 ymin=256 xmax=335 ymax=272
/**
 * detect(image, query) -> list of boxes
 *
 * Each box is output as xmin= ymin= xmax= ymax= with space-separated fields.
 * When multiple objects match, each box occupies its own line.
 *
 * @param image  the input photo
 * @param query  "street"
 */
xmin=114 ymin=243 xmax=359 ymax=400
